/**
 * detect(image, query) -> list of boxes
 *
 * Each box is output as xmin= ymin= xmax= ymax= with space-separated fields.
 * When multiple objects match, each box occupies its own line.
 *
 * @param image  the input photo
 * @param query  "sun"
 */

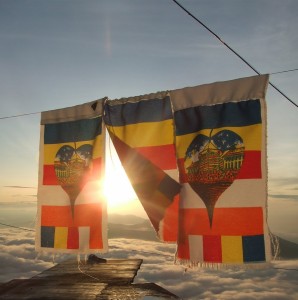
xmin=103 ymin=146 xmax=137 ymax=210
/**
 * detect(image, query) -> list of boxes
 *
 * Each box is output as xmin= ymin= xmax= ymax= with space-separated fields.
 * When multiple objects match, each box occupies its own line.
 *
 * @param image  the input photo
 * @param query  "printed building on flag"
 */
xmin=104 ymin=93 xmax=181 ymax=242
xmin=36 ymin=99 xmax=108 ymax=253
xmin=170 ymin=75 xmax=271 ymax=265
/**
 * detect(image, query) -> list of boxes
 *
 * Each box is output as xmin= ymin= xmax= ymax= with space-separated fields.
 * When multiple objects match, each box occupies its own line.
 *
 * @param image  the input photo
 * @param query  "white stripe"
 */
xmin=180 ymin=179 xmax=266 ymax=209
xmin=79 ymin=227 xmax=90 ymax=251
xmin=38 ymin=181 xmax=106 ymax=206
xmin=189 ymin=235 xmax=203 ymax=262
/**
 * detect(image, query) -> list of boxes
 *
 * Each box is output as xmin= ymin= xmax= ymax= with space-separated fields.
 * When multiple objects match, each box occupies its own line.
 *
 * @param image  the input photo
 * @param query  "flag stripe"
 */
xmin=44 ymin=117 xmax=102 ymax=144
xmin=177 ymin=150 xmax=261 ymax=183
xmin=179 ymin=207 xmax=264 ymax=236
xmin=54 ymin=227 xmax=68 ymax=249
xmin=175 ymin=99 xmax=261 ymax=136
xmin=43 ymin=138 xmax=103 ymax=164
xmin=67 ymin=227 xmax=79 ymax=249
xmin=175 ymin=124 xmax=262 ymax=159
xmin=41 ymin=204 xmax=103 ymax=227
xmin=43 ymin=157 xmax=103 ymax=185
xmin=106 ymin=119 xmax=174 ymax=147
xmin=104 ymin=97 xmax=172 ymax=126
xmin=179 ymin=179 xmax=266 ymax=209
xmin=203 ymin=236 xmax=222 ymax=262
xmin=161 ymin=195 xmax=180 ymax=242
xmin=40 ymin=203 xmax=104 ymax=250
xmin=136 ymin=144 xmax=177 ymax=170
xmin=237 ymin=151 xmax=262 ymax=179
xmin=221 ymin=236 xmax=243 ymax=263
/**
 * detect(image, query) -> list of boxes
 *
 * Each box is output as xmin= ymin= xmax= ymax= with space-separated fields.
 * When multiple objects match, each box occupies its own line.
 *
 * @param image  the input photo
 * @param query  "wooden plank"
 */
xmin=0 ymin=258 xmax=179 ymax=299
xmin=33 ymin=258 xmax=143 ymax=285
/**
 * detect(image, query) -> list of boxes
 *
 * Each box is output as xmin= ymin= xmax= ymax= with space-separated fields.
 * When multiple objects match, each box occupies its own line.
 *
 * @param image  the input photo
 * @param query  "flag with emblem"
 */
xmin=171 ymin=75 xmax=271 ymax=266
xmin=104 ymin=93 xmax=181 ymax=242
xmin=36 ymin=99 xmax=108 ymax=254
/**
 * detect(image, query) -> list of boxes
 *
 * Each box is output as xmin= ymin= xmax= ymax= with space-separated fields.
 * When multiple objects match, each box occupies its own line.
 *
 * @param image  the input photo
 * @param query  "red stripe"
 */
xmin=136 ymin=144 xmax=177 ymax=170
xmin=177 ymin=150 xmax=261 ymax=183
xmin=90 ymin=158 xmax=103 ymax=180
xmin=43 ymin=165 xmax=57 ymax=185
xmin=161 ymin=194 xmax=179 ymax=242
xmin=237 ymin=151 xmax=262 ymax=179
xmin=203 ymin=235 xmax=222 ymax=262
xmin=43 ymin=158 xmax=103 ymax=186
xmin=67 ymin=227 xmax=79 ymax=249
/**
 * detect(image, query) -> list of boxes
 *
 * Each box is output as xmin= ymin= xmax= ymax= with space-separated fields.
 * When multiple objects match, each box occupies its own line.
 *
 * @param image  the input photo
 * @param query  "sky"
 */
xmin=0 ymin=0 xmax=298 ymax=285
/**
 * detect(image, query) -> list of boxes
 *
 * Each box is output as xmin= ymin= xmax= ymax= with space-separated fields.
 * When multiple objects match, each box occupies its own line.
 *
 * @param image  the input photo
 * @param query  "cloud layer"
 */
xmin=0 ymin=229 xmax=298 ymax=299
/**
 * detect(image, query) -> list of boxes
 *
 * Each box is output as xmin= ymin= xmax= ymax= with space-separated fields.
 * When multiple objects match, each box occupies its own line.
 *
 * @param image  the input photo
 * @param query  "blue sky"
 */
xmin=0 ymin=0 xmax=297 ymax=241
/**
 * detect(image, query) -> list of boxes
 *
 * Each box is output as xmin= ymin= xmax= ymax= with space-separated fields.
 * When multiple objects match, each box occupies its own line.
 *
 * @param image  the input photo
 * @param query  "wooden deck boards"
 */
xmin=0 ymin=257 xmax=179 ymax=299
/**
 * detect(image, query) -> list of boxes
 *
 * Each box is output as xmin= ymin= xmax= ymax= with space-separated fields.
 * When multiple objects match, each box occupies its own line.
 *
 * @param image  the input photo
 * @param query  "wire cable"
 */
xmin=270 ymin=68 xmax=298 ymax=75
xmin=0 ymin=111 xmax=40 ymax=120
xmin=0 ymin=222 xmax=35 ymax=232
xmin=0 ymin=68 xmax=298 ymax=122
xmin=171 ymin=0 xmax=298 ymax=109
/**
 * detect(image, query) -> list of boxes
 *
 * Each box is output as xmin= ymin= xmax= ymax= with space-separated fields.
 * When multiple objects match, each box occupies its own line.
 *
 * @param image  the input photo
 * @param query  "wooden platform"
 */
xmin=0 ymin=256 xmax=179 ymax=299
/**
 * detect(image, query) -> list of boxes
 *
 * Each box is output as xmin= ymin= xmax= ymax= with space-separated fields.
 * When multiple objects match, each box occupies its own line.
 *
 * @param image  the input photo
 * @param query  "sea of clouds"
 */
xmin=1 ymin=228 xmax=298 ymax=299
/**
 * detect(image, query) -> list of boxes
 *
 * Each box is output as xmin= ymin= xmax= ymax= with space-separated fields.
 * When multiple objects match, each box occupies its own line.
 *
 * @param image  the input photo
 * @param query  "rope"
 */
xmin=171 ymin=0 xmax=298 ymax=109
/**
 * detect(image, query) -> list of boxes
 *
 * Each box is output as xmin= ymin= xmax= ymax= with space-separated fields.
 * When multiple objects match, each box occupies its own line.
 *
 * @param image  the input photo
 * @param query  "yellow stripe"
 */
xmin=176 ymin=124 xmax=262 ymax=159
xmin=43 ymin=137 xmax=103 ymax=165
xmin=221 ymin=236 xmax=243 ymax=263
xmin=54 ymin=227 xmax=68 ymax=249
xmin=107 ymin=119 xmax=174 ymax=147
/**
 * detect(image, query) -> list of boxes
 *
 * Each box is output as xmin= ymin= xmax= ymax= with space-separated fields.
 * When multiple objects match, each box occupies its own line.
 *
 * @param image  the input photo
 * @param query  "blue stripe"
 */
xmin=41 ymin=226 xmax=55 ymax=248
xmin=104 ymin=96 xmax=172 ymax=126
xmin=174 ymin=99 xmax=261 ymax=136
xmin=44 ymin=117 xmax=102 ymax=144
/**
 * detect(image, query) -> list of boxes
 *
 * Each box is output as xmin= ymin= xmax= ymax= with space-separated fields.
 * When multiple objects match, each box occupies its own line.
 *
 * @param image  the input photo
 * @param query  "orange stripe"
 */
xmin=74 ymin=203 xmax=103 ymax=227
xmin=179 ymin=207 xmax=264 ymax=236
xmin=41 ymin=205 xmax=72 ymax=226
xmin=41 ymin=203 xmax=103 ymax=227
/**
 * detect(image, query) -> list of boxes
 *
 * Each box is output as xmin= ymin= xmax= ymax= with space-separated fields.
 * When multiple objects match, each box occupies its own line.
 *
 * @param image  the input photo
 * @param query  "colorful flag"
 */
xmin=103 ymin=93 xmax=181 ymax=241
xmin=36 ymin=99 xmax=108 ymax=254
xmin=171 ymin=75 xmax=271 ymax=266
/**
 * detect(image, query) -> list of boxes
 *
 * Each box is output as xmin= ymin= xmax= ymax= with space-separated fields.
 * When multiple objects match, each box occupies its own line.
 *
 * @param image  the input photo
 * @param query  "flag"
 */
xmin=36 ymin=99 xmax=108 ymax=254
xmin=171 ymin=75 xmax=271 ymax=266
xmin=103 ymin=92 xmax=181 ymax=241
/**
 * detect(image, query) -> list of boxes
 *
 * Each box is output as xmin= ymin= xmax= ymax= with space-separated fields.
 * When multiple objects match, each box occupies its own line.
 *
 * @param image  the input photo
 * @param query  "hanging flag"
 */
xmin=36 ymin=99 xmax=108 ymax=254
xmin=171 ymin=75 xmax=271 ymax=266
xmin=104 ymin=93 xmax=181 ymax=242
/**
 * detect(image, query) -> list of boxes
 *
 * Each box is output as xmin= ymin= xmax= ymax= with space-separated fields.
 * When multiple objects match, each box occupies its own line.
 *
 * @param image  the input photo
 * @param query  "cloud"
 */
xmin=0 ymin=232 xmax=298 ymax=299
xmin=269 ymin=194 xmax=298 ymax=201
